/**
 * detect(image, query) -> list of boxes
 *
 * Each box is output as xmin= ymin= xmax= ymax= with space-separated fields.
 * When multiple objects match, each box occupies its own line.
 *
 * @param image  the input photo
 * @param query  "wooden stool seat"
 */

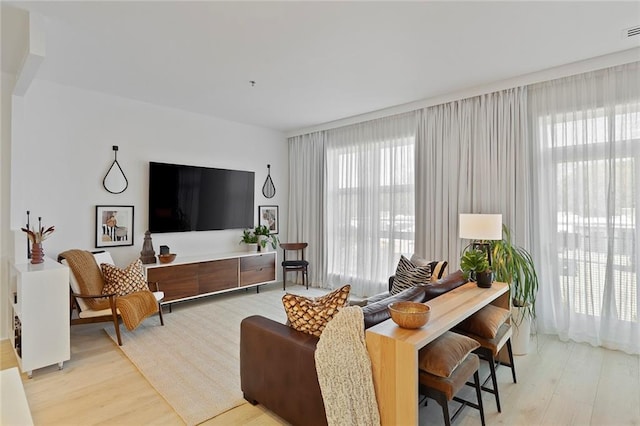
xmin=418 ymin=331 xmax=486 ymax=426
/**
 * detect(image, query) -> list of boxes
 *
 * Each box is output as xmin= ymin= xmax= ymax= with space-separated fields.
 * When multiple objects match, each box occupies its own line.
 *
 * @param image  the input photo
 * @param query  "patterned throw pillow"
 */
xmin=101 ymin=259 xmax=150 ymax=296
xmin=429 ymin=261 xmax=449 ymax=281
xmin=410 ymin=254 xmax=448 ymax=282
xmin=391 ymin=255 xmax=431 ymax=295
xmin=282 ymin=285 xmax=351 ymax=337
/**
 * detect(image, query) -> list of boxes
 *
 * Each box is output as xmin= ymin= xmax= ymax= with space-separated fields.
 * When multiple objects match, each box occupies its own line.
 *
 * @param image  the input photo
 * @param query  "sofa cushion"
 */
xmin=101 ymin=259 xmax=150 ymax=296
xmin=391 ymin=255 xmax=431 ymax=295
xmin=362 ymin=286 xmax=426 ymax=329
xmin=418 ymin=331 xmax=480 ymax=378
xmin=423 ymin=270 xmax=467 ymax=301
xmin=456 ymin=304 xmax=510 ymax=339
xmin=282 ymin=285 xmax=351 ymax=337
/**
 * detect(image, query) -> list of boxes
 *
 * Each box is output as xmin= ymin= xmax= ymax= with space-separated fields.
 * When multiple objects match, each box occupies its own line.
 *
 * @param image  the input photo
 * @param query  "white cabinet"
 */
xmin=9 ymin=258 xmax=70 ymax=378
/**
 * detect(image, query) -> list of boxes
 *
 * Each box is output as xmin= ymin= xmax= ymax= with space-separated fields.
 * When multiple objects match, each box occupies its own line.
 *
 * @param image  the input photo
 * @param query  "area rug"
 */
xmin=105 ymin=284 xmax=326 ymax=425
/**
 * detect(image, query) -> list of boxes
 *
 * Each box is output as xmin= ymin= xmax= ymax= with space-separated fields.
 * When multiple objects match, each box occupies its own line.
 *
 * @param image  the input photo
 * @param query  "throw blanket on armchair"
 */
xmin=60 ymin=249 xmax=158 ymax=331
xmin=314 ymin=306 xmax=381 ymax=426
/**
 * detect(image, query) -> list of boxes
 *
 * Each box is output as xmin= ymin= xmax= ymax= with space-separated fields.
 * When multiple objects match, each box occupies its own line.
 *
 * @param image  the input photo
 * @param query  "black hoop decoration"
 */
xmin=103 ymin=146 xmax=129 ymax=194
xmin=262 ymin=164 xmax=276 ymax=199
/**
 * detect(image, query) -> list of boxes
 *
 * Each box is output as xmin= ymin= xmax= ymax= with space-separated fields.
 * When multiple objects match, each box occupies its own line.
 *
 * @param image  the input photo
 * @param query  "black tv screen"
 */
xmin=148 ymin=162 xmax=255 ymax=233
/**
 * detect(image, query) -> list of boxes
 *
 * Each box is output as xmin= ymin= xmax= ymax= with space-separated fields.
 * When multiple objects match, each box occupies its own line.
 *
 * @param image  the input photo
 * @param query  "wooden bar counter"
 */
xmin=365 ymin=281 xmax=509 ymax=425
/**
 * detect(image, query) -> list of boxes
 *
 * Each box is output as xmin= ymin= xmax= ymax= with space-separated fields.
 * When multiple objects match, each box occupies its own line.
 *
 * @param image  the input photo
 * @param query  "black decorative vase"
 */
xmin=476 ymin=271 xmax=493 ymax=288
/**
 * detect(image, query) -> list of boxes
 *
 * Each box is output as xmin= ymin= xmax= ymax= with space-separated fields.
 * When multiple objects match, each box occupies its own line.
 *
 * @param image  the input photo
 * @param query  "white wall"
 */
xmin=10 ymin=79 xmax=288 ymax=268
xmin=1 ymin=72 xmax=17 ymax=340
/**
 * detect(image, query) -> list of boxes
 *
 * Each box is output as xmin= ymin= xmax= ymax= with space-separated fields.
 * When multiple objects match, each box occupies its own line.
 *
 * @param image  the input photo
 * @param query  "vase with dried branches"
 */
xmin=21 ymin=218 xmax=55 ymax=264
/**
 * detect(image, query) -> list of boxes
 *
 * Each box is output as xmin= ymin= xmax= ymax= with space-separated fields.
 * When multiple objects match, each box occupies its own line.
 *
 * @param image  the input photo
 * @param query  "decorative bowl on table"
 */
xmin=158 ymin=253 xmax=177 ymax=264
xmin=388 ymin=301 xmax=431 ymax=329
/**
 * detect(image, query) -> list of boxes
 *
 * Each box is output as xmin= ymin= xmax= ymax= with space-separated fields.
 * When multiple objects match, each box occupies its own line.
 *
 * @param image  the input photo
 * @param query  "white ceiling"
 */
xmin=2 ymin=1 xmax=639 ymax=132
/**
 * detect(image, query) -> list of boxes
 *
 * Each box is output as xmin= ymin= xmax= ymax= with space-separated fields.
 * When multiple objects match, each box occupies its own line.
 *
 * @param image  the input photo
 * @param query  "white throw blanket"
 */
xmin=314 ymin=306 xmax=381 ymax=426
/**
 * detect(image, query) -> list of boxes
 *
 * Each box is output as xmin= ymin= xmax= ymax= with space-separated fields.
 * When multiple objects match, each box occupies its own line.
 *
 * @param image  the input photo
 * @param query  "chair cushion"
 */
xmin=456 ymin=323 xmax=513 ymax=357
xmin=282 ymin=285 xmax=350 ymax=337
xmin=419 ymin=353 xmax=480 ymax=401
xmin=101 ymin=259 xmax=150 ymax=296
xmin=391 ymin=255 xmax=431 ymax=294
xmin=282 ymin=260 xmax=309 ymax=267
xmin=457 ymin=304 xmax=510 ymax=339
xmin=418 ymin=331 xmax=480 ymax=378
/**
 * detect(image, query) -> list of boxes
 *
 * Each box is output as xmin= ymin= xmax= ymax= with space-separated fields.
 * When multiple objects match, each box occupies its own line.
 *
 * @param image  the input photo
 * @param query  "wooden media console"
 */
xmin=144 ymin=251 xmax=276 ymax=305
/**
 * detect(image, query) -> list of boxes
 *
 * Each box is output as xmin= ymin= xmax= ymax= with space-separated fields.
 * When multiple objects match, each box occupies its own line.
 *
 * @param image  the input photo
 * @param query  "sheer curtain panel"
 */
xmin=325 ymin=113 xmax=418 ymax=297
xmin=530 ymin=62 xmax=640 ymax=354
xmin=287 ymin=132 xmax=327 ymax=287
xmin=415 ymin=87 xmax=531 ymax=270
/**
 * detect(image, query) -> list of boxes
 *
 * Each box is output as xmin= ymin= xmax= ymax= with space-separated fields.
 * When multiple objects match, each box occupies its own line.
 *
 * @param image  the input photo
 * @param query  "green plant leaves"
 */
xmin=490 ymin=225 xmax=539 ymax=323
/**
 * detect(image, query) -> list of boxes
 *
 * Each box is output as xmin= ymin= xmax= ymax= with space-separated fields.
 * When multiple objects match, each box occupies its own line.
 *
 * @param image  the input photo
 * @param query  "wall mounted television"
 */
xmin=148 ymin=162 xmax=255 ymax=233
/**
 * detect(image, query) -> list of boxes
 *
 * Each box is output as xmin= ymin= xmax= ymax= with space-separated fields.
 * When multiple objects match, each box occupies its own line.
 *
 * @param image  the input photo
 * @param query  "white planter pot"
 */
xmin=511 ymin=305 xmax=531 ymax=355
xmin=245 ymin=243 xmax=259 ymax=252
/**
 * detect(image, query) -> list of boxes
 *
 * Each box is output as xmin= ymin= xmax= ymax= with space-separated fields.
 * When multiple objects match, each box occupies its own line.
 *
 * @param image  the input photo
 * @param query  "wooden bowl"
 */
xmin=158 ymin=253 xmax=177 ymax=264
xmin=388 ymin=301 xmax=431 ymax=329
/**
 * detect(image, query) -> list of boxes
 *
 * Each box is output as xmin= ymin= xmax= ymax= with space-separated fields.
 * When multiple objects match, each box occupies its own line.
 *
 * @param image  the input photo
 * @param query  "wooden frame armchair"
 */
xmin=60 ymin=250 xmax=164 ymax=345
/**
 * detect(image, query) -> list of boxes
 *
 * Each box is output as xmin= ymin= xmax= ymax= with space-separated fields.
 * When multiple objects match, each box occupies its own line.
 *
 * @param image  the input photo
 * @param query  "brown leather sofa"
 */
xmin=240 ymin=270 xmax=467 ymax=426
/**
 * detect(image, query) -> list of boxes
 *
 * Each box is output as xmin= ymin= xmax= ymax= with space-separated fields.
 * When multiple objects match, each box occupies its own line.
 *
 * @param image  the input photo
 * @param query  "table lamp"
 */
xmin=459 ymin=214 xmax=502 ymax=265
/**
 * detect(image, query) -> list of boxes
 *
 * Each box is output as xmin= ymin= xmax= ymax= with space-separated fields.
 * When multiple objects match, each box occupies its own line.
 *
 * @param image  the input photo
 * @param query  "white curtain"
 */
xmin=529 ymin=62 xmax=640 ymax=354
xmin=415 ymin=87 xmax=531 ymax=270
xmin=325 ymin=112 xmax=418 ymax=297
xmin=287 ymin=132 xmax=327 ymax=287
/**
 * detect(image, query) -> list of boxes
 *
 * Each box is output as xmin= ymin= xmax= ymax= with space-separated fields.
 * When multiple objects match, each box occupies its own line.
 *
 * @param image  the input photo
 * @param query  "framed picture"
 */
xmin=258 ymin=205 xmax=279 ymax=234
xmin=96 ymin=205 xmax=134 ymax=248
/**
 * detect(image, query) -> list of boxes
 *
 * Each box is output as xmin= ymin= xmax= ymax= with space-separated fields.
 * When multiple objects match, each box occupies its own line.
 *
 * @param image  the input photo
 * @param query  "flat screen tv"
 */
xmin=148 ymin=162 xmax=255 ymax=233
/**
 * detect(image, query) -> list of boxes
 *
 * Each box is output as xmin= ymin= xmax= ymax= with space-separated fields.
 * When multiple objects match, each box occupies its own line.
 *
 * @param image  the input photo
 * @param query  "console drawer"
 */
xmin=240 ymin=253 xmax=275 ymax=286
xmin=198 ymin=259 xmax=238 ymax=293
xmin=147 ymin=263 xmax=198 ymax=302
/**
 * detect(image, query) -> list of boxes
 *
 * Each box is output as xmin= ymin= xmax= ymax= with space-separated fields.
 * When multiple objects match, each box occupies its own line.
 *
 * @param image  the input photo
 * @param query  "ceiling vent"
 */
xmin=622 ymin=25 xmax=640 ymax=38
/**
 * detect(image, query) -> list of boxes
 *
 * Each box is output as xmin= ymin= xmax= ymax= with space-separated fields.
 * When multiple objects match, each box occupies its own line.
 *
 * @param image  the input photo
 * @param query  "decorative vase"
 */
xmin=476 ymin=271 xmax=493 ymax=288
xmin=31 ymin=243 xmax=44 ymax=264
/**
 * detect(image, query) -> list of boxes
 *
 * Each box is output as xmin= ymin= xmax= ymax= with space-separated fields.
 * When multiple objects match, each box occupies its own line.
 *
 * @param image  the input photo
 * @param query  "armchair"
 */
xmin=59 ymin=250 xmax=164 ymax=345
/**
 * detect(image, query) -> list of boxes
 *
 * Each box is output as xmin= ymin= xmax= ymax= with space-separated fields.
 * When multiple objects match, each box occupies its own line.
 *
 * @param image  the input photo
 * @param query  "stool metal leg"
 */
xmin=473 ymin=371 xmax=486 ymax=426
xmin=488 ymin=353 xmax=501 ymax=412
xmin=507 ymin=339 xmax=517 ymax=383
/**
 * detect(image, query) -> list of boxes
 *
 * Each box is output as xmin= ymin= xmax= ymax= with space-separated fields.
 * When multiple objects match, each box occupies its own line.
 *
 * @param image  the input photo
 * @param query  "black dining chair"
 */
xmin=280 ymin=243 xmax=309 ymax=290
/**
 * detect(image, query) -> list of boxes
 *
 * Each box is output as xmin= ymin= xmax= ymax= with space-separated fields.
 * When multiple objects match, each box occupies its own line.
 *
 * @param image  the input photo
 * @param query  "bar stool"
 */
xmin=455 ymin=304 xmax=517 ymax=413
xmin=418 ymin=331 xmax=486 ymax=426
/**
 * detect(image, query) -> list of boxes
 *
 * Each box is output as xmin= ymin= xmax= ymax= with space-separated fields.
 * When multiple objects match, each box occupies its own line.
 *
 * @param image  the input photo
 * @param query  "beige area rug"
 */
xmin=105 ymin=284 xmax=327 ymax=426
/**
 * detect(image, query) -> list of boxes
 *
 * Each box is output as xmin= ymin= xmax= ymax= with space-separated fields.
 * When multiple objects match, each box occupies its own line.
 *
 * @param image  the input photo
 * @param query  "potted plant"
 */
xmin=490 ymin=224 xmax=539 ymax=354
xmin=460 ymin=249 xmax=492 ymax=288
xmin=239 ymin=229 xmax=259 ymax=252
xmin=254 ymin=225 xmax=279 ymax=251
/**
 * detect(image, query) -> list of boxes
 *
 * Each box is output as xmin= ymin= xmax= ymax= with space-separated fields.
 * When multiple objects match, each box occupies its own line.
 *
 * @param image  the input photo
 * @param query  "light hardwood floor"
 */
xmin=2 ymin=285 xmax=639 ymax=425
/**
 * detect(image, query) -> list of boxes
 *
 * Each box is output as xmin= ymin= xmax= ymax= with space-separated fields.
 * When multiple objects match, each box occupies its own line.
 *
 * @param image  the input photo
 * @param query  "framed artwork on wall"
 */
xmin=95 ymin=205 xmax=134 ymax=248
xmin=258 ymin=205 xmax=279 ymax=234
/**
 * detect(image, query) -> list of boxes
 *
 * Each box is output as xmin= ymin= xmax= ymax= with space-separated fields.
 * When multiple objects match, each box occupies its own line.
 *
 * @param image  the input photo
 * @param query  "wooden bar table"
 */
xmin=365 ymin=281 xmax=509 ymax=425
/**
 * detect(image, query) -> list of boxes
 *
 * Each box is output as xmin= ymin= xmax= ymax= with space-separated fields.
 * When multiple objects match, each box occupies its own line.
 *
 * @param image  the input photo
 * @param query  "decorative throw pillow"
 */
xmin=101 ymin=259 xmax=150 ymax=296
xmin=457 ymin=304 xmax=510 ymax=339
xmin=282 ymin=285 xmax=351 ymax=337
xmin=410 ymin=254 xmax=448 ymax=282
xmin=391 ymin=255 xmax=431 ymax=295
xmin=429 ymin=261 xmax=449 ymax=281
xmin=418 ymin=331 xmax=480 ymax=378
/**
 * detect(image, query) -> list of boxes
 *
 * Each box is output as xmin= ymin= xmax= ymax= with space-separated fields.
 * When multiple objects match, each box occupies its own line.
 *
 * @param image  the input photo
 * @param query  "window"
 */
xmin=325 ymin=123 xmax=416 ymax=296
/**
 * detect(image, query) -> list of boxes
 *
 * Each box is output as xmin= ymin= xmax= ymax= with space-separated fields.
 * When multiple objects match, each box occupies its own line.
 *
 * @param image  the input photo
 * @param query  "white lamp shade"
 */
xmin=459 ymin=214 xmax=503 ymax=240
